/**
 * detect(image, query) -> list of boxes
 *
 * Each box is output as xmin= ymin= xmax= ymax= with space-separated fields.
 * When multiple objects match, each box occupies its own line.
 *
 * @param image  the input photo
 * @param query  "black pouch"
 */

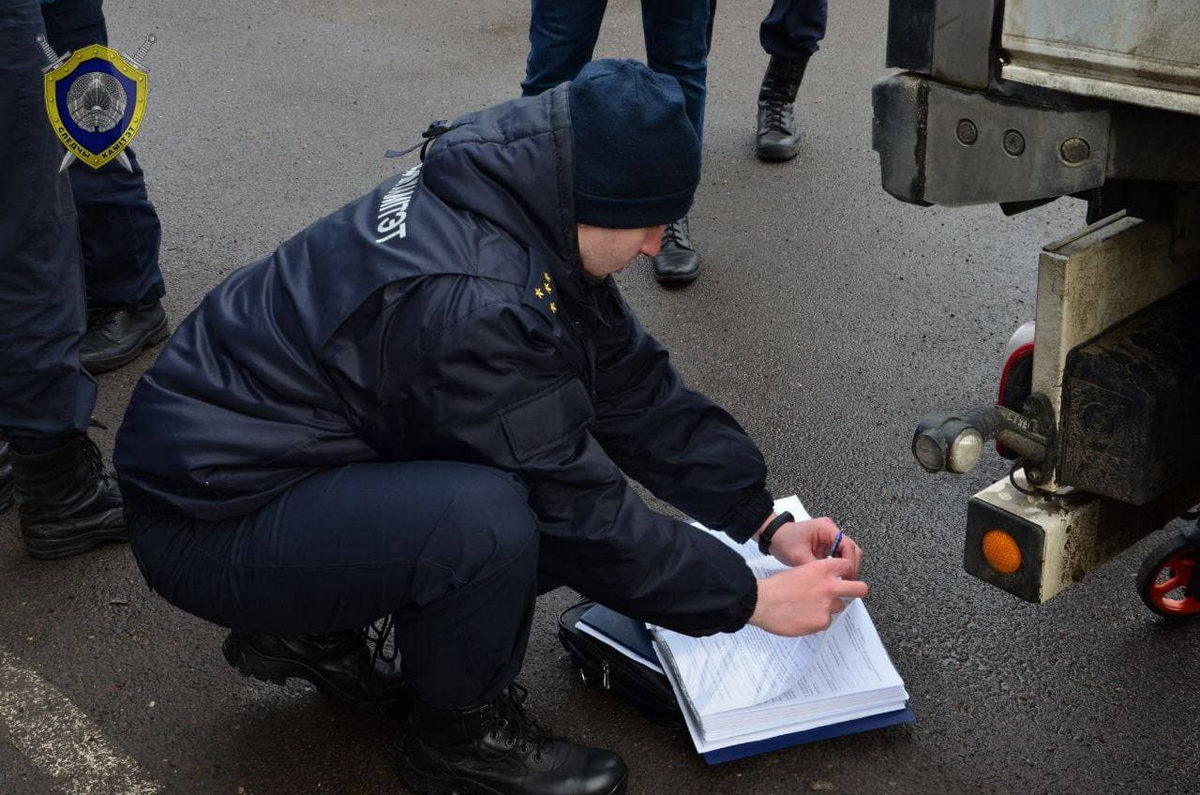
xmin=556 ymin=599 xmax=685 ymax=730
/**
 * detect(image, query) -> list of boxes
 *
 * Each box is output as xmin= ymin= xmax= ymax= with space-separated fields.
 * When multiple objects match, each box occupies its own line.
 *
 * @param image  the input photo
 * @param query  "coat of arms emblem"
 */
xmin=38 ymin=33 xmax=156 ymax=171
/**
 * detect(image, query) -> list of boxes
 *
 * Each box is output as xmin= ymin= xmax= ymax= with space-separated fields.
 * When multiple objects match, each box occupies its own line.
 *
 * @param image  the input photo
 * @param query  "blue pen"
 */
xmin=827 ymin=531 xmax=845 ymax=559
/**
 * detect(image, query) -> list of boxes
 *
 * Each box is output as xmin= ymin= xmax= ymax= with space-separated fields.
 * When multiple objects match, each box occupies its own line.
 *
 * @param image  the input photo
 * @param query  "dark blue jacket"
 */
xmin=115 ymin=84 xmax=772 ymax=635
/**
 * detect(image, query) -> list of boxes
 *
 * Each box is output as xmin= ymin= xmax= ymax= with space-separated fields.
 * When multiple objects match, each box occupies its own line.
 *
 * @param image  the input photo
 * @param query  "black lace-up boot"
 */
xmin=399 ymin=683 xmax=628 ymax=795
xmin=651 ymin=217 xmax=700 ymax=284
xmin=11 ymin=435 xmax=127 ymax=560
xmin=80 ymin=298 xmax=170 ymax=375
xmin=0 ymin=441 xmax=12 ymax=516
xmin=222 ymin=623 xmax=411 ymax=716
xmin=756 ymin=55 xmax=810 ymax=162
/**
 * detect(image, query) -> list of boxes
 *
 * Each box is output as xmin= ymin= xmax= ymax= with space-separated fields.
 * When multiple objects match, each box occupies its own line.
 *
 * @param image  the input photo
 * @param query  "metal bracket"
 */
xmin=873 ymin=73 xmax=1110 ymax=207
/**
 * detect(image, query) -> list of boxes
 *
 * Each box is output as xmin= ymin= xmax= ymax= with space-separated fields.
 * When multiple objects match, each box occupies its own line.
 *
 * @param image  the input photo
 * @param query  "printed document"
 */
xmin=650 ymin=497 xmax=908 ymax=752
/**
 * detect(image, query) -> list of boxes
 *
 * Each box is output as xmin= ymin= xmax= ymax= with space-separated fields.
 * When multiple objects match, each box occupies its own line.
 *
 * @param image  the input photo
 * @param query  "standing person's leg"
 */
xmin=755 ymin=0 xmax=828 ymax=161
xmin=641 ymin=0 xmax=710 ymax=143
xmin=41 ymin=0 xmax=169 ymax=375
xmin=641 ymin=0 xmax=711 ymax=285
xmin=0 ymin=0 xmax=124 ymax=558
xmin=127 ymin=460 xmax=627 ymax=794
xmin=522 ymin=0 xmax=609 ymax=98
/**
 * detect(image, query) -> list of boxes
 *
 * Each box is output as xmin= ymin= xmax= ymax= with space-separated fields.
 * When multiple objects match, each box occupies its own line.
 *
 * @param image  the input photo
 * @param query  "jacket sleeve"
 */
xmin=388 ymin=300 xmax=757 ymax=636
xmin=587 ymin=285 xmax=774 ymax=543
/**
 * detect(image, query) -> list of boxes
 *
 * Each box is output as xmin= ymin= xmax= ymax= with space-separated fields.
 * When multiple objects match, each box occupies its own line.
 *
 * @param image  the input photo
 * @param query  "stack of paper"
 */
xmin=578 ymin=496 xmax=911 ymax=763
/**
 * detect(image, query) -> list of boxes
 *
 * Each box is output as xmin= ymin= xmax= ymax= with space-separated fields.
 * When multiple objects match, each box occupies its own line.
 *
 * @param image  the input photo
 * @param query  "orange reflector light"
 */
xmin=982 ymin=529 xmax=1022 ymax=574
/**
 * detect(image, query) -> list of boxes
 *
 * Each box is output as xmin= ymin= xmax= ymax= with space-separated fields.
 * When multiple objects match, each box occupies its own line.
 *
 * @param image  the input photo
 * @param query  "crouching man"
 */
xmin=114 ymin=59 xmax=867 ymax=795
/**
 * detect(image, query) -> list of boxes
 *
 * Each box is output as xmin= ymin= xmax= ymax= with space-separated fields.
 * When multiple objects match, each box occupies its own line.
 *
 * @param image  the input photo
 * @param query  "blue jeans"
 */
xmin=40 ymin=0 xmax=165 ymax=309
xmin=523 ymin=0 xmax=713 ymax=144
xmin=760 ymin=0 xmax=828 ymax=60
xmin=0 ymin=0 xmax=95 ymax=440
xmin=128 ymin=461 xmax=543 ymax=709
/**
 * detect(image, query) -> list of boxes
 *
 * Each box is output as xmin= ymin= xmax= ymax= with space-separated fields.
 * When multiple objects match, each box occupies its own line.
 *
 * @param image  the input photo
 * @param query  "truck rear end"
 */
xmin=872 ymin=0 xmax=1200 ymax=615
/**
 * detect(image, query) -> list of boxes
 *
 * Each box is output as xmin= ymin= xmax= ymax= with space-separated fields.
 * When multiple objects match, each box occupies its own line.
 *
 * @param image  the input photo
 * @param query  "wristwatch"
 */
xmin=757 ymin=511 xmax=794 ymax=556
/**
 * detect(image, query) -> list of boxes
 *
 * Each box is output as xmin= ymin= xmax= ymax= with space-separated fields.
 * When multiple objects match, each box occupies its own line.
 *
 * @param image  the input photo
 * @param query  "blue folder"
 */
xmin=696 ymin=707 xmax=914 ymax=764
xmin=579 ymin=604 xmax=657 ymax=663
xmin=578 ymin=604 xmax=913 ymax=764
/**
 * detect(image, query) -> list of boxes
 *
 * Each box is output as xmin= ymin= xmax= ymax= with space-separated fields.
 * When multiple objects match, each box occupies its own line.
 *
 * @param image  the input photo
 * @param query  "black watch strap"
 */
xmin=757 ymin=511 xmax=794 ymax=556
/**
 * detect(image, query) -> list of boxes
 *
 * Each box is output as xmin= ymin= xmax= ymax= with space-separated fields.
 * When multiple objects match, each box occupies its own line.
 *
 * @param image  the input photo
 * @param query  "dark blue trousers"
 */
xmin=759 ymin=0 xmax=828 ymax=60
xmin=0 ymin=0 xmax=95 ymax=441
xmin=41 ymin=0 xmax=165 ymax=309
xmin=128 ymin=462 xmax=543 ymax=709
xmin=523 ymin=0 xmax=713 ymax=144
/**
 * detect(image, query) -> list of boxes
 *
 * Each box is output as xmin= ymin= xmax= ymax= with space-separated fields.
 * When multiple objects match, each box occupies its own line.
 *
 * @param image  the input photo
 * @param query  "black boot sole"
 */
xmin=0 ymin=485 xmax=12 ymax=516
xmin=396 ymin=749 xmax=628 ymax=795
xmin=653 ymin=269 xmax=700 ymax=285
xmin=756 ymin=142 xmax=800 ymax=162
xmin=82 ymin=313 xmax=170 ymax=376
xmin=23 ymin=510 xmax=128 ymax=560
xmin=221 ymin=634 xmax=411 ymax=717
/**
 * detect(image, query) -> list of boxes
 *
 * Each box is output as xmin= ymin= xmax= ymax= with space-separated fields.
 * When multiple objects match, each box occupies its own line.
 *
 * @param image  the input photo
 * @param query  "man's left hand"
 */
xmin=767 ymin=517 xmax=863 ymax=576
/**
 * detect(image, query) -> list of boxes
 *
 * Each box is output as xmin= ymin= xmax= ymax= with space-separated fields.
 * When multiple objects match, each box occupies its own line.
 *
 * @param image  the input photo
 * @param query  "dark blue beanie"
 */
xmin=568 ymin=59 xmax=701 ymax=229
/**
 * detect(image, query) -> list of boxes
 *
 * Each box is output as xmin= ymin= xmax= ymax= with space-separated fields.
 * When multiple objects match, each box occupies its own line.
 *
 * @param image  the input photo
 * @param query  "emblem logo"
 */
xmin=37 ymin=33 xmax=156 ymax=172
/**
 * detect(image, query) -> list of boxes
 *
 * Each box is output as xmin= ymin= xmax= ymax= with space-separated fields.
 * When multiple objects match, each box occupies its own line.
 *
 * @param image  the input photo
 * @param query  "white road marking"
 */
xmin=0 ymin=647 xmax=162 ymax=794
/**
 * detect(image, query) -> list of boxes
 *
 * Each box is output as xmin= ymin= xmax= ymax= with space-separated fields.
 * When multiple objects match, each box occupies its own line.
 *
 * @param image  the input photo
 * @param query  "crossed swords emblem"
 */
xmin=36 ymin=32 xmax=156 ymax=173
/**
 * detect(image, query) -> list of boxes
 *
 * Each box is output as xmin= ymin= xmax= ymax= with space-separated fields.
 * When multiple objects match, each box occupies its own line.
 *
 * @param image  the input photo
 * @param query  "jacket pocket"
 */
xmin=499 ymin=376 xmax=594 ymax=463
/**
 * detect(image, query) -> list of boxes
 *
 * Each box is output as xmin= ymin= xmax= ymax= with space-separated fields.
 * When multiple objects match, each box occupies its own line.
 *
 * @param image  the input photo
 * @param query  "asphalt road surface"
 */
xmin=2 ymin=1 xmax=1197 ymax=793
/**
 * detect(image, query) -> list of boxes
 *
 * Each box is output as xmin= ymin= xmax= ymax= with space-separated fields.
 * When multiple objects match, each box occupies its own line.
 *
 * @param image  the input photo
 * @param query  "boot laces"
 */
xmin=759 ymin=61 xmax=803 ymax=134
xmin=662 ymin=219 xmax=690 ymax=250
xmin=81 ymin=435 xmax=106 ymax=479
xmin=486 ymin=683 xmax=555 ymax=761
xmin=762 ymin=99 xmax=790 ymax=133
xmin=357 ymin=615 xmax=397 ymax=706
xmin=365 ymin=614 xmax=397 ymax=665
xmin=760 ymin=76 xmax=793 ymax=133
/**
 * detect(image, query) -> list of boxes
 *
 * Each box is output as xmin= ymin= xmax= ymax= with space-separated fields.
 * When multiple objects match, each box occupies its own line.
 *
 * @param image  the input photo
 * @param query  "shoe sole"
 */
xmin=756 ymin=145 xmax=800 ymax=162
xmin=23 ymin=510 xmax=128 ymax=560
xmin=654 ymin=270 xmax=700 ymax=285
xmin=396 ymin=749 xmax=628 ymax=795
xmin=221 ymin=634 xmax=411 ymax=717
xmin=0 ymin=487 xmax=11 ymax=517
xmin=82 ymin=313 xmax=170 ymax=376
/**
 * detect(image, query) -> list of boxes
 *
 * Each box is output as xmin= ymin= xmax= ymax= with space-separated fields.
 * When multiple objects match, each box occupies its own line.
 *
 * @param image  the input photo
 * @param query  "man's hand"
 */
xmin=760 ymin=515 xmax=863 ymax=576
xmin=747 ymin=559 xmax=869 ymax=637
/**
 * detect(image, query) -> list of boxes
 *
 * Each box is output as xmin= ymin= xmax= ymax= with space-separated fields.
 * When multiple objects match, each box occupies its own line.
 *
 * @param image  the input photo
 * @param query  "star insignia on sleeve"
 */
xmin=549 ymin=302 xmax=558 ymax=314
xmin=534 ymin=287 xmax=544 ymax=299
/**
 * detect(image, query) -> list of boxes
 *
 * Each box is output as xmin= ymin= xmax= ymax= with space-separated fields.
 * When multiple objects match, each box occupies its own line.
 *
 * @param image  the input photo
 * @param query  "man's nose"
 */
xmin=640 ymin=226 xmax=665 ymax=257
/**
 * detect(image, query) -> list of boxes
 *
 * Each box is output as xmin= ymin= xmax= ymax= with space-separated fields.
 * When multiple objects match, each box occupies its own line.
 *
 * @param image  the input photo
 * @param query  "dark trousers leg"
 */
xmin=759 ymin=0 xmax=828 ymax=59
xmin=0 ymin=0 xmax=95 ymax=443
xmin=640 ymin=0 xmax=712 ymax=144
xmin=128 ymin=461 xmax=540 ymax=709
xmin=522 ymin=0 xmax=608 ymax=98
xmin=41 ymin=0 xmax=165 ymax=309
xmin=523 ymin=0 xmax=711 ymax=146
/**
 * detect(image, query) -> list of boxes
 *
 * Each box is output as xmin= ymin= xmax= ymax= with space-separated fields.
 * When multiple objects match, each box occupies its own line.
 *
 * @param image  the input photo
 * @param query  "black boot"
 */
xmin=11 ymin=435 xmax=127 ymax=560
xmin=651 ymin=217 xmax=700 ymax=284
xmin=80 ymin=298 xmax=170 ymax=375
xmin=223 ymin=627 xmax=412 ymax=716
xmin=0 ymin=441 xmax=12 ymax=516
xmin=756 ymin=55 xmax=809 ymax=162
xmin=399 ymin=683 xmax=627 ymax=795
